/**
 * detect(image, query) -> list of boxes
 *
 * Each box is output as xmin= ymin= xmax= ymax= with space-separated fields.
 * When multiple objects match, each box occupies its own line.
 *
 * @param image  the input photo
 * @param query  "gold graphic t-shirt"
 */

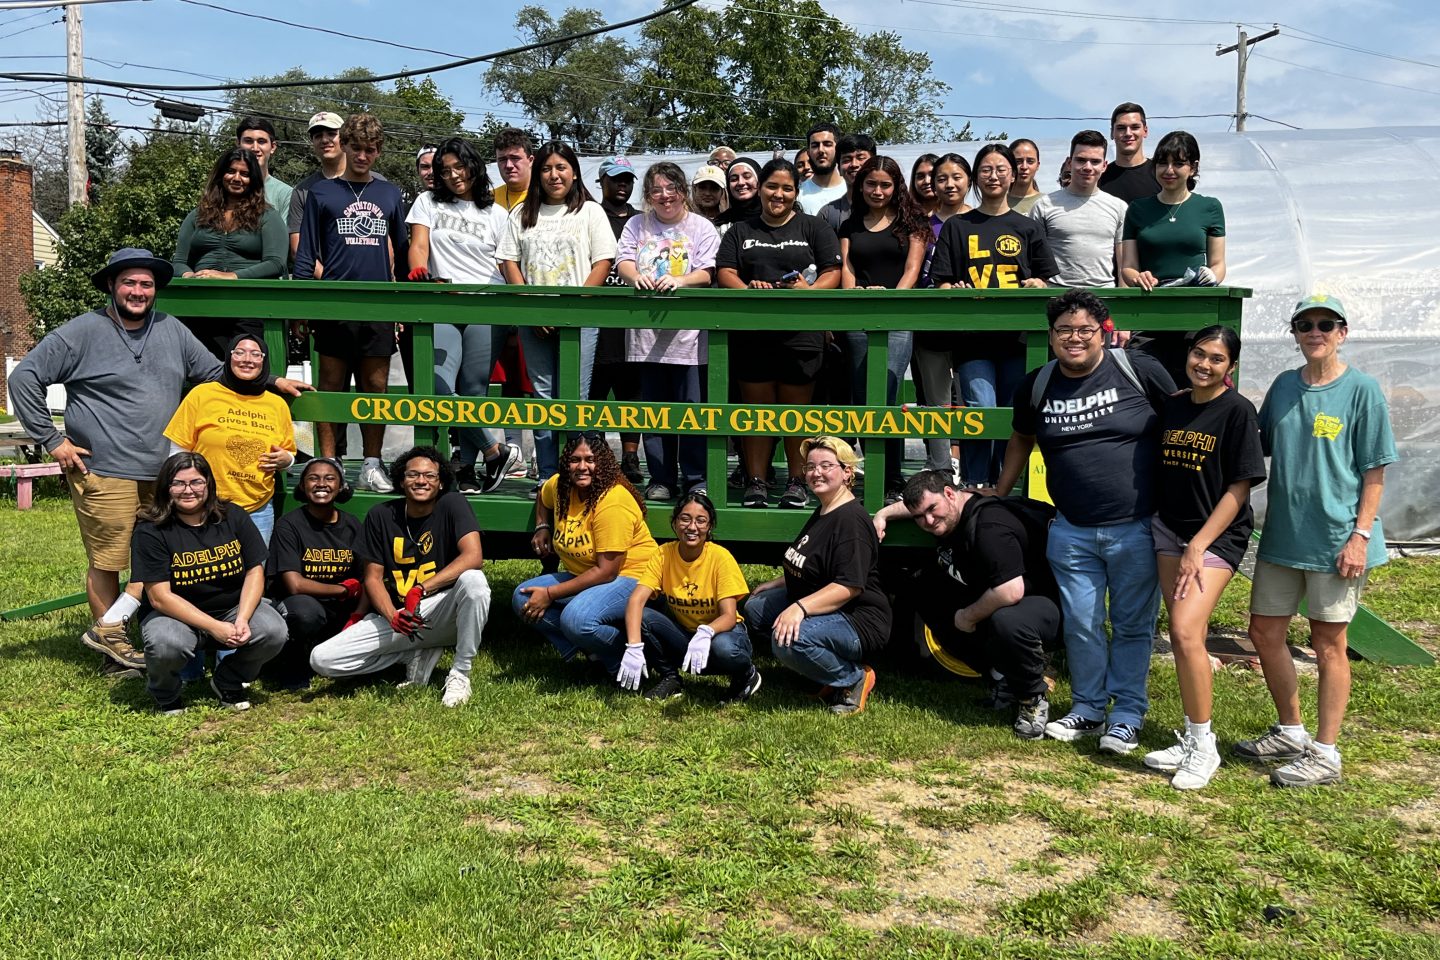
xmin=540 ymin=475 xmax=658 ymax=578
xmin=636 ymin=541 xmax=748 ymax=633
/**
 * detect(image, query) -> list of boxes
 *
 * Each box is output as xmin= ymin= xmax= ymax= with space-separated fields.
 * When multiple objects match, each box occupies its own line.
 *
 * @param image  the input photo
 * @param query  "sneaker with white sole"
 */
xmin=1013 ymin=695 xmax=1049 ymax=740
xmin=1044 ymin=712 xmax=1103 ymax=741
xmin=210 ymin=677 xmax=251 ymax=712
xmin=718 ymin=668 xmax=762 ymax=706
xmin=1098 ymin=722 xmax=1141 ymax=755
xmin=480 ymin=443 xmax=522 ymax=494
xmin=398 ymin=645 xmax=444 ymax=688
xmin=441 ymin=669 xmax=472 ymax=707
xmin=1270 ymin=744 xmax=1341 ymax=788
xmin=1233 ymin=724 xmax=1307 ymax=763
xmin=1144 ymin=731 xmax=1191 ymax=772
xmin=778 ymin=476 xmax=809 ymax=509
xmin=356 ymin=461 xmax=394 ymax=493
xmin=1171 ymin=733 xmax=1221 ymax=790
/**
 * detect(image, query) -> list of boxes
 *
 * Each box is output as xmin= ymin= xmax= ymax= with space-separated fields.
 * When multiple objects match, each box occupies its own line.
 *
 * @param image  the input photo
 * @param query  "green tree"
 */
xmin=84 ymin=97 xmax=122 ymax=199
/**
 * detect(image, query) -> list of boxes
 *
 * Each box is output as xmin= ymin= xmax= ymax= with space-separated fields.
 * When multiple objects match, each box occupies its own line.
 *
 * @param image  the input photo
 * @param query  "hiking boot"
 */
xmin=778 ymin=476 xmax=809 ymax=509
xmin=621 ymin=451 xmax=645 ymax=485
xmin=828 ymin=666 xmax=876 ymax=715
xmin=980 ymin=674 xmax=1016 ymax=711
xmin=743 ymin=477 xmax=769 ymax=508
xmin=1143 ymin=731 xmax=1191 ymax=773
xmin=81 ymin=620 xmax=145 ymax=670
xmin=1044 ymin=713 xmax=1103 ymax=741
xmin=455 ymin=464 xmax=483 ymax=495
xmin=644 ymin=482 xmax=674 ymax=503
xmin=1270 ymin=744 xmax=1341 ymax=788
xmin=399 ymin=645 xmax=445 ymax=688
xmin=719 ymin=668 xmax=762 ymax=706
xmin=643 ymin=673 xmax=684 ymax=701
xmin=1099 ymin=722 xmax=1141 ymax=755
xmin=441 ymin=669 xmax=472 ymax=708
xmin=1171 ymin=733 xmax=1221 ymax=791
xmin=1013 ymin=695 xmax=1048 ymax=740
xmin=99 ymin=657 xmax=143 ymax=680
xmin=479 ymin=443 xmax=522 ymax=493
xmin=356 ymin=460 xmax=394 ymax=493
xmin=210 ymin=676 xmax=251 ymax=712
xmin=1233 ymin=724 xmax=1307 ymax=763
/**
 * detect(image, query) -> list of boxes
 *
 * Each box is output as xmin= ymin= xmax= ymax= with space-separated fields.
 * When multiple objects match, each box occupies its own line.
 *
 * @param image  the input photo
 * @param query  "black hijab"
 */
xmin=220 ymin=334 xmax=270 ymax=396
xmin=716 ymin=157 xmax=763 ymax=226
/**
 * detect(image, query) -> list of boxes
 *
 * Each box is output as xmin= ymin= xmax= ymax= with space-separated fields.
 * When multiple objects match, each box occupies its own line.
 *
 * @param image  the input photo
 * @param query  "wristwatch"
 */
xmin=1352 ymin=527 xmax=1372 ymax=541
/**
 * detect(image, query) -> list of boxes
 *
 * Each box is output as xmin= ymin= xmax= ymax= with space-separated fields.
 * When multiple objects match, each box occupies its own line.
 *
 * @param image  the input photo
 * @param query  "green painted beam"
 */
xmin=2 ymin=591 xmax=86 ymax=621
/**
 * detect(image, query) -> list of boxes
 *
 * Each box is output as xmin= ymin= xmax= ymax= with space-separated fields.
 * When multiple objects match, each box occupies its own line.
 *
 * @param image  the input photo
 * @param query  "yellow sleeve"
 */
xmin=591 ymin=487 xmax=642 ymax=555
xmin=162 ymin=386 xmax=205 ymax=449
xmin=636 ymin=546 xmax=666 ymax=593
xmin=540 ymin=474 xmax=559 ymax=511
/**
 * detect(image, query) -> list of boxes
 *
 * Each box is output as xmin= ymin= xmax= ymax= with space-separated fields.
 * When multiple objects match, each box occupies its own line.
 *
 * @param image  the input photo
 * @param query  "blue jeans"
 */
xmin=640 ymin=607 xmax=752 ymax=678
xmin=181 ymin=502 xmax=271 ymax=682
xmin=1045 ymin=513 xmax=1161 ymax=728
xmin=511 ymin=571 xmax=636 ymax=671
xmin=956 ymin=353 xmax=1024 ymax=486
xmin=249 ymin=500 xmax=274 ymax=546
xmin=744 ymin=586 xmax=865 ymax=688
xmin=844 ymin=332 xmax=913 ymax=486
xmin=640 ymin=363 xmax=705 ymax=491
xmin=434 ymin=323 xmax=507 ymax=465
xmin=519 ymin=326 xmax=597 ymax=482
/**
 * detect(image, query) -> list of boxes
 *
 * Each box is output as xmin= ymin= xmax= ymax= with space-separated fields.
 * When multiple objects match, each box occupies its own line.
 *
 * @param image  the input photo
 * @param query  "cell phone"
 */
xmin=780 ymin=270 xmax=801 ymax=283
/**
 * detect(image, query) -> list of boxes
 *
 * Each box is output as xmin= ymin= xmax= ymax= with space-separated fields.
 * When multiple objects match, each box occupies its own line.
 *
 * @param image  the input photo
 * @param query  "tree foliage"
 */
xmin=84 ymin=97 xmax=122 ymax=198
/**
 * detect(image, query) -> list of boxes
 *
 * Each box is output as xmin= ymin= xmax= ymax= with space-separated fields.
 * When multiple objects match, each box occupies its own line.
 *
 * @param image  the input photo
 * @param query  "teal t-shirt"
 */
xmin=1122 ymin=193 xmax=1224 ymax=281
xmin=1256 ymin=367 xmax=1398 ymax=572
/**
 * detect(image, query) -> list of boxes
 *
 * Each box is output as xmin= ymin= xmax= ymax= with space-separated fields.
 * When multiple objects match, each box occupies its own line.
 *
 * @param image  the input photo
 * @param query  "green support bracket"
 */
xmin=2 ymin=592 xmax=86 ymax=621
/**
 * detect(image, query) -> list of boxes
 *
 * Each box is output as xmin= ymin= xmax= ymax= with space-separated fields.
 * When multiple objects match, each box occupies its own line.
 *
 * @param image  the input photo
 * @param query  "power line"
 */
xmin=1277 ymin=23 xmax=1440 ymax=70
xmin=1252 ymin=52 xmax=1440 ymax=99
xmin=1246 ymin=113 xmax=1302 ymax=130
xmin=173 ymin=0 xmax=458 ymax=58
xmin=0 ymin=13 xmax=59 ymax=41
xmin=899 ymin=0 xmax=1253 ymax=29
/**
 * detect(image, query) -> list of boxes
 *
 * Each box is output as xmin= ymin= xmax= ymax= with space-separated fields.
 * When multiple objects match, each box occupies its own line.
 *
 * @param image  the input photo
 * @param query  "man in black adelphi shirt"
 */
xmin=309 ymin=446 xmax=491 ymax=707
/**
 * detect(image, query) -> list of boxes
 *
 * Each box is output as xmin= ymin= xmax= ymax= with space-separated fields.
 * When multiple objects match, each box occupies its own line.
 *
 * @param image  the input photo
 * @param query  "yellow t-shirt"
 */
xmin=493 ymin=183 xmax=528 ymax=211
xmin=637 ymin=541 xmax=749 ymax=633
xmin=540 ymin=474 xmax=657 ymax=577
xmin=163 ymin=383 xmax=296 ymax=512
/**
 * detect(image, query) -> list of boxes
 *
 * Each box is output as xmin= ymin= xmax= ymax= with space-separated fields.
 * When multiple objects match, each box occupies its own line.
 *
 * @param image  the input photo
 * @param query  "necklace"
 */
xmin=107 ymin=306 xmax=152 ymax=364
xmin=342 ymin=178 xmax=370 ymax=204
xmin=1165 ymin=194 xmax=1190 ymax=222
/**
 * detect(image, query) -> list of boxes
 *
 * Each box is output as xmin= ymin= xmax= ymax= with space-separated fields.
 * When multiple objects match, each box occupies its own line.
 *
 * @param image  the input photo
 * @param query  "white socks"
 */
xmin=100 ymin=593 xmax=140 ymax=626
xmin=1312 ymin=741 xmax=1342 ymax=764
xmin=1187 ymin=718 xmax=1213 ymax=740
xmin=363 ymin=456 xmax=382 ymax=469
xmin=1278 ymin=723 xmax=1309 ymax=744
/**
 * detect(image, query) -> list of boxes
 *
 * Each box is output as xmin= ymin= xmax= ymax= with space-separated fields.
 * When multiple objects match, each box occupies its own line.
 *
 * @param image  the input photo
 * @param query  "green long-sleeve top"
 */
xmin=171 ymin=208 xmax=287 ymax=278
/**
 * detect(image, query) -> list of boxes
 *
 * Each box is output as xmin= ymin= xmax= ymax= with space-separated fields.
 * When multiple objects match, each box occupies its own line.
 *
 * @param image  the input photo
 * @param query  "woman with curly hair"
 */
xmin=512 ymin=432 xmax=659 ymax=685
xmin=171 ymin=147 xmax=287 ymax=357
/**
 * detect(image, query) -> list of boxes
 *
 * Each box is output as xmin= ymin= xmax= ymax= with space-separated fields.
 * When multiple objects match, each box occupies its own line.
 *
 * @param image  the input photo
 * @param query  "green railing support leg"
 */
xmin=708 ymin=330 xmax=729 ymax=497
xmin=410 ymin=316 xmax=439 ymax=449
xmin=864 ymin=329 xmax=889 ymax=514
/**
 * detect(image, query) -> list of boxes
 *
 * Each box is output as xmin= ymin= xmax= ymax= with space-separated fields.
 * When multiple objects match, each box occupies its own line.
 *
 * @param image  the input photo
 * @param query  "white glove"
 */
xmin=681 ymin=625 xmax=715 ymax=675
xmin=616 ymin=642 xmax=648 ymax=690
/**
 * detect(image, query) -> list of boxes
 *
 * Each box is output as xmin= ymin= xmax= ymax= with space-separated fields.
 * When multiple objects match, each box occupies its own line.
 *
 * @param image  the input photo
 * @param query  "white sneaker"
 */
xmin=441 ymin=669 xmax=472 ymax=708
xmin=1171 ymin=733 xmax=1221 ymax=791
xmin=1144 ymin=731 xmax=1190 ymax=772
xmin=950 ymin=456 xmax=963 ymax=486
xmin=357 ymin=461 xmax=394 ymax=493
xmin=398 ymin=645 xmax=444 ymax=688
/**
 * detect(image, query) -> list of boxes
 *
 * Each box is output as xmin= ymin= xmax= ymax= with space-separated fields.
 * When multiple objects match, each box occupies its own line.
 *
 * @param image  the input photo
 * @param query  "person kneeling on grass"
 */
xmin=873 ymin=470 xmax=1061 ymax=739
xmin=132 ymin=452 xmax=286 ymax=714
xmin=622 ymin=492 xmax=760 ymax=703
xmin=309 ymin=447 xmax=492 ymax=708
xmin=744 ymin=437 xmax=891 ymax=715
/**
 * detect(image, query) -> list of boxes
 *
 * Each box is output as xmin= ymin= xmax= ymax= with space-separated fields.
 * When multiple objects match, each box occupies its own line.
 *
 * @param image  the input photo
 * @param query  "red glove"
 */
xmin=390 ymin=609 xmax=421 ymax=637
xmin=340 ymin=578 xmax=362 ymax=601
xmin=404 ymin=585 xmax=425 ymax=614
xmin=407 ymin=266 xmax=431 ymax=282
xmin=343 ymin=611 xmax=364 ymax=630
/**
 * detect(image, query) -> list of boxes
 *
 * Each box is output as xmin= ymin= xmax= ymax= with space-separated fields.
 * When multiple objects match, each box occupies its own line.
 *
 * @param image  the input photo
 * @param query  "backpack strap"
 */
xmin=1029 ymin=359 xmax=1058 ymax=413
xmin=1030 ymin=349 xmax=1156 ymax=414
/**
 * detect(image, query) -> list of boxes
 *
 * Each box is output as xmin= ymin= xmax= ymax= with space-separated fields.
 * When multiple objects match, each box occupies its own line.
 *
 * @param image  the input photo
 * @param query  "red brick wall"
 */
xmin=0 ymin=151 xmax=37 ymax=410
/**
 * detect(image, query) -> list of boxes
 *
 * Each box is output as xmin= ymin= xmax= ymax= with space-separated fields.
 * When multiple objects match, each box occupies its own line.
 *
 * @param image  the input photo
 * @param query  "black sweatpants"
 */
xmin=914 ymin=580 xmax=1059 ymax=699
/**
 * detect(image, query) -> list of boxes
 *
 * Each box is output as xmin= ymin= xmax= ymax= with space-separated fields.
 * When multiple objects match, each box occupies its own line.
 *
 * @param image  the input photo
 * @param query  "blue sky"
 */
xmin=3 ymin=0 xmax=1438 ymax=154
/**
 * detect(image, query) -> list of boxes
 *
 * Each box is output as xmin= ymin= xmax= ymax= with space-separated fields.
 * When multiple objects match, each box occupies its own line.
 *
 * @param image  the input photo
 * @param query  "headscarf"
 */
xmin=716 ymin=157 xmax=763 ymax=226
xmin=220 ymin=333 xmax=270 ymax=396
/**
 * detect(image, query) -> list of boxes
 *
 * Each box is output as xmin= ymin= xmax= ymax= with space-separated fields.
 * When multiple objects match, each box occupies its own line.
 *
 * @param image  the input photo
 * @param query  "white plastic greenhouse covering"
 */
xmin=532 ymin=126 xmax=1440 ymax=543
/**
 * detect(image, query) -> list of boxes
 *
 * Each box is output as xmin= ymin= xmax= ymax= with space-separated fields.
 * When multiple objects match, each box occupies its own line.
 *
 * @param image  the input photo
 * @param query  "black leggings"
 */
xmin=913 ymin=573 xmax=1060 ymax=699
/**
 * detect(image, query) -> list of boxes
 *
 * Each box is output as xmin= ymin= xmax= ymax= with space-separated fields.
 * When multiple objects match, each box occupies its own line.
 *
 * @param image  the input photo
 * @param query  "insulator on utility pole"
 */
xmin=1216 ymin=24 xmax=1279 ymax=133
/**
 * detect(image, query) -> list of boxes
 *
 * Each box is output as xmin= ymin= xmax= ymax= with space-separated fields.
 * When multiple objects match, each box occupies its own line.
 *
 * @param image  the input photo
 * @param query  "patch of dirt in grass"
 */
xmin=1090 ymin=884 xmax=1189 ymax=940
xmin=1390 ymin=794 xmax=1439 ymax=833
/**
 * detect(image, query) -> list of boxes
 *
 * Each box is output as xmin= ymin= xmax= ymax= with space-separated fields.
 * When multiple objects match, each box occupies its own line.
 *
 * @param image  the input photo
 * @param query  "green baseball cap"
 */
xmin=1290 ymin=293 xmax=1347 ymax=325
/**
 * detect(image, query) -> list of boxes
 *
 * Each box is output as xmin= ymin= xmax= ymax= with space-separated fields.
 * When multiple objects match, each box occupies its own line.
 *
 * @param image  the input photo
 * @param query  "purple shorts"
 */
xmin=1151 ymin=516 xmax=1234 ymax=571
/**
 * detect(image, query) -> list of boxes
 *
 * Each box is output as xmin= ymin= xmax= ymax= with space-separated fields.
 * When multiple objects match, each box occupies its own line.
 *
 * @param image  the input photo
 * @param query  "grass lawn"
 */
xmin=1 ymin=496 xmax=1438 ymax=959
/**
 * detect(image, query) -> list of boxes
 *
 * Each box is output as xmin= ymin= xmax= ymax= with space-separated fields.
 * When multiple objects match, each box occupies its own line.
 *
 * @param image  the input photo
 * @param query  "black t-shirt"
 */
xmin=268 ymin=507 xmax=364 ymax=597
xmin=929 ymin=209 xmax=1057 ymax=289
xmin=360 ymin=492 xmax=481 ymax=605
xmin=1157 ymin=388 xmax=1267 ymax=567
xmin=839 ymin=220 xmax=910 ymax=289
xmin=934 ymin=496 xmax=1057 ymax=608
xmin=131 ymin=505 xmax=266 ymax=618
xmin=782 ymin=498 xmax=892 ymax=653
xmin=717 ymin=213 xmax=841 ymax=353
xmin=596 ymin=205 xmax=639 ymax=365
xmin=1012 ymin=350 xmax=1177 ymax=525
xmin=1099 ymin=159 xmax=1160 ymax=204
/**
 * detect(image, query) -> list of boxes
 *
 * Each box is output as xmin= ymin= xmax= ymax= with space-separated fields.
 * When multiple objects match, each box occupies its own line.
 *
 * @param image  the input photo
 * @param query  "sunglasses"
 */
xmin=1292 ymin=318 xmax=1344 ymax=333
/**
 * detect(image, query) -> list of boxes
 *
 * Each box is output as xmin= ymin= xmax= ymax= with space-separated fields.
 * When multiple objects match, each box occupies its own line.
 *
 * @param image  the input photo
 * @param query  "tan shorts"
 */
xmin=65 ymin=470 xmax=156 ymax=572
xmin=1249 ymin=558 xmax=1369 ymax=623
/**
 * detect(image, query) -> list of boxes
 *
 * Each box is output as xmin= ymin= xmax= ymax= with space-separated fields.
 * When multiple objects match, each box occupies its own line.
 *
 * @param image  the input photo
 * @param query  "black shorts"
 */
xmin=731 ymin=332 xmax=824 ymax=385
xmin=311 ymin=320 xmax=397 ymax=363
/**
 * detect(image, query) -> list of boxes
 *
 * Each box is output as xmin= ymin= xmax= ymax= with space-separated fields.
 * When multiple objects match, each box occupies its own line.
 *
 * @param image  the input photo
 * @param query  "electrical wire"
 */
xmin=1245 ymin=113 xmax=1302 ymax=130
xmin=1276 ymin=24 xmax=1440 ymax=71
xmin=173 ymin=0 xmax=458 ymax=58
xmin=1252 ymin=52 xmax=1440 ymax=99
xmin=0 ymin=13 xmax=58 ymax=41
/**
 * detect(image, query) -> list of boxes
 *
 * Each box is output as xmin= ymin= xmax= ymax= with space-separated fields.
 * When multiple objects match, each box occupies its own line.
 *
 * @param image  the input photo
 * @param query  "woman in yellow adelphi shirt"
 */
xmin=514 ymin=431 xmax=658 ymax=684
xmin=622 ymin=493 xmax=759 ymax=704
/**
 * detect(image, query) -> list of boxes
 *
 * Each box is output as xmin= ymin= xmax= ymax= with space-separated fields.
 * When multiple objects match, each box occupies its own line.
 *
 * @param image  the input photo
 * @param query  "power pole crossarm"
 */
xmin=1217 ymin=25 xmax=1279 ymax=133
xmin=65 ymin=5 xmax=88 ymax=206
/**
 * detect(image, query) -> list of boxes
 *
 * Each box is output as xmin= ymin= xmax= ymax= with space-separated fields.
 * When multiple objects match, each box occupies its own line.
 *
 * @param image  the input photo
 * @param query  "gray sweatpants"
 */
xmin=309 ymin=569 xmax=492 ymax=679
xmin=142 ymin=600 xmax=287 ymax=704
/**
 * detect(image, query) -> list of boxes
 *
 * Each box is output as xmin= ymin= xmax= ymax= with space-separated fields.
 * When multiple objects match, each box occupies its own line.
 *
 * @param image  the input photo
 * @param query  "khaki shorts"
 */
xmin=65 ymin=470 xmax=156 ymax=572
xmin=1249 ymin=558 xmax=1369 ymax=623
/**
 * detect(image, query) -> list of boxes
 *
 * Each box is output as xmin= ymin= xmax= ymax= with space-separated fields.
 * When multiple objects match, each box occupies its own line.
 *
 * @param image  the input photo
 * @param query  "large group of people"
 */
xmin=7 ymin=100 xmax=1398 ymax=794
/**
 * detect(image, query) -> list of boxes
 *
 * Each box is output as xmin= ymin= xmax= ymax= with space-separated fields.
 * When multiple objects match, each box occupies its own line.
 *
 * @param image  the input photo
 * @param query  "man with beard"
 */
xmin=10 ymin=249 xmax=307 ymax=673
xmin=799 ymin=122 xmax=847 ymax=213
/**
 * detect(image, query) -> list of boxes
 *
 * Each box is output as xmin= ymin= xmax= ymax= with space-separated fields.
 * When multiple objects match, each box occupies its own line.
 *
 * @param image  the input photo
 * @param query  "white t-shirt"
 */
xmin=1029 ymin=188 xmax=1128 ymax=287
xmin=799 ymin=177 xmax=847 ymax=215
xmin=616 ymin=211 xmax=720 ymax=365
xmin=406 ymin=191 xmax=509 ymax=284
xmin=496 ymin=201 xmax=616 ymax=287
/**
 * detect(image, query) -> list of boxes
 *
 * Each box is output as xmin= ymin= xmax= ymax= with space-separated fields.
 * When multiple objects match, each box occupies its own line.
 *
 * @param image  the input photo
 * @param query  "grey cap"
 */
xmin=90 ymin=247 xmax=174 ymax=294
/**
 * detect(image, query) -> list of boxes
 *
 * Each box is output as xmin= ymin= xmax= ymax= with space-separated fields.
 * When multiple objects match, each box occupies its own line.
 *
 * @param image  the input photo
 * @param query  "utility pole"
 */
xmin=65 ymin=3 xmax=88 ymax=206
xmin=1217 ymin=24 xmax=1279 ymax=133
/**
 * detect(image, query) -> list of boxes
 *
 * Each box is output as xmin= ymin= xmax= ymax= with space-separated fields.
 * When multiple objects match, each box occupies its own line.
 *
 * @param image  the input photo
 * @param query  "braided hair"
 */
xmin=555 ymin=433 xmax=645 ymax=517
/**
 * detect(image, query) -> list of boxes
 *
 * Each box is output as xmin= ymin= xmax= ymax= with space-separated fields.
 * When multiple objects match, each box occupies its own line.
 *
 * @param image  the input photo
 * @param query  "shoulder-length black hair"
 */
xmin=519 ymin=141 xmax=592 ymax=229
xmin=196 ymin=147 xmax=267 ymax=233
xmin=1154 ymin=130 xmax=1202 ymax=191
xmin=431 ymin=136 xmax=494 ymax=208
xmin=140 ymin=451 xmax=226 ymax=527
xmin=845 ymin=155 xmax=928 ymax=243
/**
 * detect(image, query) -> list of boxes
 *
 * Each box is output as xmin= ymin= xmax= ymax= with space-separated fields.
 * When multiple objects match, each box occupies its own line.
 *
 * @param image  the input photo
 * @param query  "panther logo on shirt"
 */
xmin=679 ymin=576 xmax=700 ymax=598
xmin=1312 ymin=413 xmax=1344 ymax=441
xmin=994 ymin=234 xmax=1022 ymax=257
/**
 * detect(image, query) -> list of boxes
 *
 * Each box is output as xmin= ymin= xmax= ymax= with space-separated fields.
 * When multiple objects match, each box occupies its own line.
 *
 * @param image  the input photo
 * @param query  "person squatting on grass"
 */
xmin=622 ymin=492 xmax=761 ymax=704
xmin=309 ymin=447 xmax=492 ymax=708
xmin=512 ymin=433 xmax=659 ymax=683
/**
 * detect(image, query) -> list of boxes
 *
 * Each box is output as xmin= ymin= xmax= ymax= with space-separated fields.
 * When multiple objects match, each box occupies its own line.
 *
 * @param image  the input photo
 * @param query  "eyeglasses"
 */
xmin=803 ymin=461 xmax=843 ymax=474
xmin=230 ymin=348 xmax=264 ymax=360
xmin=1292 ymin=318 xmax=1343 ymax=334
xmin=1052 ymin=326 xmax=1102 ymax=341
xmin=403 ymin=471 xmax=440 ymax=482
xmin=647 ymin=185 xmax=682 ymax=198
xmin=169 ymin=478 xmax=208 ymax=491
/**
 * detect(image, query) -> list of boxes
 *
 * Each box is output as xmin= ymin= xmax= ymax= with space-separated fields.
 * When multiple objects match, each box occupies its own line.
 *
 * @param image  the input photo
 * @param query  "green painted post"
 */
xmin=864 ymin=329 xmax=889 ymax=513
xmin=707 ymin=330 xmax=730 ymax=499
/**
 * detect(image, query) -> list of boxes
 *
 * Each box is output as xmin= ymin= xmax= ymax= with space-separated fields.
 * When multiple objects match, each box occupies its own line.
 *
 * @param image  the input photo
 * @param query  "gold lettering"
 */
xmin=777 ymin=409 xmax=804 ymax=434
xmin=477 ymin=400 xmax=500 ymax=424
xmin=595 ymin=406 xmax=619 ymax=428
xmin=617 ymin=406 xmax=642 ymax=430
xmin=549 ymin=403 xmax=568 ymax=428
xmin=372 ymin=397 xmax=393 ymax=421
xmin=676 ymin=407 xmax=701 ymax=431
xmin=392 ymin=536 xmax=414 ymax=566
xmin=967 ymin=234 xmax=991 ymax=260
xmin=728 ymin=409 xmax=752 ymax=431
xmin=754 ymin=408 xmax=777 ymax=433
xmin=968 ymin=264 xmax=994 ymax=287
xmin=963 ymin=410 xmax=986 ymax=436
xmin=351 ymin=397 xmax=372 ymax=420
xmin=994 ymin=264 xmax=1019 ymax=287
xmin=639 ymin=406 xmax=669 ymax=431
xmin=575 ymin=404 xmax=595 ymax=428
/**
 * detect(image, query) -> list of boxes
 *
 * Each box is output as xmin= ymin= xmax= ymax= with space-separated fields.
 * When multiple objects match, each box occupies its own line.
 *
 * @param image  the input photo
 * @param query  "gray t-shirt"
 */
xmin=9 ymin=310 xmax=224 ymax=480
xmin=1029 ymin=188 xmax=1127 ymax=288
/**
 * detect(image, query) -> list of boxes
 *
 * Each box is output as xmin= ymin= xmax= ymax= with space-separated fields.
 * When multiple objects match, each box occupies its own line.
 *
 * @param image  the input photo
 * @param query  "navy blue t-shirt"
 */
xmin=294 ymin=176 xmax=408 ymax=281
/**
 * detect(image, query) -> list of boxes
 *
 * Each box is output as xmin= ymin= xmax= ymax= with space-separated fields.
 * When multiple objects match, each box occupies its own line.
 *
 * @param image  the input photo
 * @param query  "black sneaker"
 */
xmin=644 ymin=482 xmax=674 ymax=503
xmin=155 ymin=697 xmax=185 ymax=716
xmin=884 ymin=489 xmax=903 ymax=506
xmin=1044 ymin=712 xmax=1104 ymax=741
xmin=1099 ymin=722 xmax=1142 ymax=755
xmin=778 ymin=476 xmax=809 ymax=509
xmin=980 ymin=674 xmax=1016 ymax=711
xmin=743 ymin=477 xmax=769 ymax=508
xmin=719 ymin=667 xmax=762 ymax=706
xmin=210 ymin=677 xmax=252 ymax=712
xmin=455 ymin=464 xmax=482 ymax=495
xmin=643 ymin=674 xmax=684 ymax=701
xmin=100 ymin=657 xmax=143 ymax=680
xmin=728 ymin=464 xmax=746 ymax=489
xmin=480 ymin=442 xmax=522 ymax=494
xmin=621 ymin=450 xmax=645 ymax=485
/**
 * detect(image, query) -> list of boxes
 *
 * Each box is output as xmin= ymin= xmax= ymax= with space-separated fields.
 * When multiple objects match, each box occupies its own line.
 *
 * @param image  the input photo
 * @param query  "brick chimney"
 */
xmin=0 ymin=150 xmax=37 ymax=410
